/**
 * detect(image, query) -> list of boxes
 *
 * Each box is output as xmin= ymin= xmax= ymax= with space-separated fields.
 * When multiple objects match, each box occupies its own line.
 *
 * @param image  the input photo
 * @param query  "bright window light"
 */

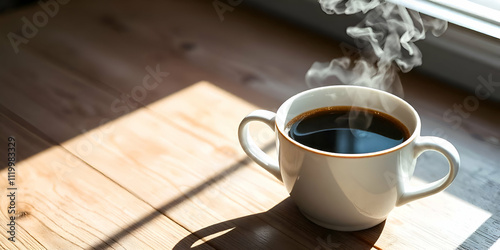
xmin=387 ymin=0 xmax=500 ymax=38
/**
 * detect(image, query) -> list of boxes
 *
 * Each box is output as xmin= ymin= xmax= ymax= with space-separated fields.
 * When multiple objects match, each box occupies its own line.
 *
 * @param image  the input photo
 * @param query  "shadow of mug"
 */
xmin=173 ymin=198 xmax=385 ymax=249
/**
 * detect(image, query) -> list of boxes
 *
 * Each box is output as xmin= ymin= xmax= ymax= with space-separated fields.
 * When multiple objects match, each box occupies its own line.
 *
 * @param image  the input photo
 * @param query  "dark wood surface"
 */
xmin=0 ymin=0 xmax=499 ymax=249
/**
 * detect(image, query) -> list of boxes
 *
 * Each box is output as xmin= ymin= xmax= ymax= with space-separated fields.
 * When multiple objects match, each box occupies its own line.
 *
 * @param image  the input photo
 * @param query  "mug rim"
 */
xmin=276 ymin=85 xmax=421 ymax=158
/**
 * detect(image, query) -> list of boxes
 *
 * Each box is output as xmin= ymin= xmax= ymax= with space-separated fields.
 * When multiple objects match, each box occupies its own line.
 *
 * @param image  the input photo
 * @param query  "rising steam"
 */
xmin=306 ymin=0 xmax=448 ymax=96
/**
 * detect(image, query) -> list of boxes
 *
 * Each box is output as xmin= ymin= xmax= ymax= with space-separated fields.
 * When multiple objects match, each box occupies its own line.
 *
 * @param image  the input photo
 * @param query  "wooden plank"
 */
xmin=0 ymin=0 xmax=340 ymax=110
xmin=0 ymin=6 xmax=375 ymax=247
xmin=0 ymin=44 xmax=322 ymax=248
xmin=55 ymin=80 xmax=377 ymax=249
xmin=130 ymin=82 xmax=380 ymax=249
xmin=0 ymin=111 xmax=203 ymax=249
xmin=0 ymin=35 xmax=376 ymax=248
xmin=0 ymin=0 xmax=498 ymax=248
xmin=144 ymin=81 xmax=500 ymax=250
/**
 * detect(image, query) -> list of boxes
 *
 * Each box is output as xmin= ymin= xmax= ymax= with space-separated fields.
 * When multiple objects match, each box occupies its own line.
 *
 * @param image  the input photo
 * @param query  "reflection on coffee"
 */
xmin=287 ymin=106 xmax=410 ymax=154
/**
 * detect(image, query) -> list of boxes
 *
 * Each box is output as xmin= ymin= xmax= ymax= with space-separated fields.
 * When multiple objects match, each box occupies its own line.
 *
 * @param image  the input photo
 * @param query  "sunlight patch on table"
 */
xmin=394 ymin=176 xmax=493 ymax=248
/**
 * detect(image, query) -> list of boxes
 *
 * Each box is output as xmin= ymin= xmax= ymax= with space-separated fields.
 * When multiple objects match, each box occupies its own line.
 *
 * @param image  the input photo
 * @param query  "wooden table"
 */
xmin=0 ymin=0 xmax=499 ymax=249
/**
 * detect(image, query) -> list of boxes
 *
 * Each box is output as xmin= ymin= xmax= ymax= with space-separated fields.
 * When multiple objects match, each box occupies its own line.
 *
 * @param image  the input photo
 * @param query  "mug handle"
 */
xmin=397 ymin=136 xmax=460 ymax=206
xmin=238 ymin=110 xmax=281 ymax=181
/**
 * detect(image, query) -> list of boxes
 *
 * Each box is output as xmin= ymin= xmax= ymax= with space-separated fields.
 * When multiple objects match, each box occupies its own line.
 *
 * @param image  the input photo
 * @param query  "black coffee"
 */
xmin=287 ymin=106 xmax=410 ymax=154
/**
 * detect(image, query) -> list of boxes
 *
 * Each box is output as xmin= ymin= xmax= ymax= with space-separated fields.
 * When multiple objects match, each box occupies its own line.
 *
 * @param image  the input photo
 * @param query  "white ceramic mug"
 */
xmin=238 ymin=85 xmax=460 ymax=231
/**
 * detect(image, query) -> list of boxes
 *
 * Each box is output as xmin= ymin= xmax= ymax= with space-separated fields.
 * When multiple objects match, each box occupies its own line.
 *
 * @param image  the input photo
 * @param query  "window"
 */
xmin=388 ymin=0 xmax=500 ymax=39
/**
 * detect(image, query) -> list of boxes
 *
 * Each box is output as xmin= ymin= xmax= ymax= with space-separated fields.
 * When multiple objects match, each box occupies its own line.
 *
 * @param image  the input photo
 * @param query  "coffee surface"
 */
xmin=287 ymin=106 xmax=410 ymax=154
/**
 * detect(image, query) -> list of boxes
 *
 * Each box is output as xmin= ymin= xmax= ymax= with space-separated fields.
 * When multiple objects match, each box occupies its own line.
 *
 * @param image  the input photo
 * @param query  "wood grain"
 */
xmin=0 ymin=43 xmax=318 ymax=248
xmin=0 ymin=112 xmax=203 ymax=249
xmin=0 ymin=0 xmax=498 ymax=249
